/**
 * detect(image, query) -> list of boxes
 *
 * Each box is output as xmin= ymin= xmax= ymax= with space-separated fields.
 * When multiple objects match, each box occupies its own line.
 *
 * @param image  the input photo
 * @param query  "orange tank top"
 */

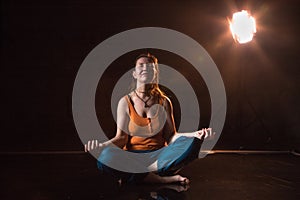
xmin=124 ymin=95 xmax=167 ymax=151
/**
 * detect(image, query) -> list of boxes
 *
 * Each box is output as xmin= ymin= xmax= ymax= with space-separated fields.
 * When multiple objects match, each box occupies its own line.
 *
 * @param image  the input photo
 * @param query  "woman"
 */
xmin=85 ymin=53 xmax=213 ymax=185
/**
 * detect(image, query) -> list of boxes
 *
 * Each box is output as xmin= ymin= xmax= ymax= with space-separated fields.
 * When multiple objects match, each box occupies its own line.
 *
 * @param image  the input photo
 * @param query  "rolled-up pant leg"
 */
xmin=157 ymin=136 xmax=203 ymax=176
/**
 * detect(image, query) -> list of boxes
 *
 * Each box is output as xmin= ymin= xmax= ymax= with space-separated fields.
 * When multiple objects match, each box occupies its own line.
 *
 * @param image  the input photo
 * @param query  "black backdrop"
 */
xmin=1 ymin=0 xmax=299 ymax=152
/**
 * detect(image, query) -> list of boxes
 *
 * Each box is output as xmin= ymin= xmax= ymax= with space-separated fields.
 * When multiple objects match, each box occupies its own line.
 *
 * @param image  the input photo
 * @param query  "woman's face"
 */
xmin=133 ymin=57 xmax=156 ymax=84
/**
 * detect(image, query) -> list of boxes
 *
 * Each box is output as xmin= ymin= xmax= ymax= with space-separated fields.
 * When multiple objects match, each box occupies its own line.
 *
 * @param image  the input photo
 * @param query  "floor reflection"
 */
xmin=115 ymin=183 xmax=189 ymax=200
xmin=3 ymin=154 xmax=299 ymax=200
xmin=38 ymin=173 xmax=190 ymax=200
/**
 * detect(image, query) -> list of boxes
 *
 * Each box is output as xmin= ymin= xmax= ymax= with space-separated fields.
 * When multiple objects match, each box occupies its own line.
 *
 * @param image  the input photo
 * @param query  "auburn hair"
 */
xmin=130 ymin=53 xmax=165 ymax=98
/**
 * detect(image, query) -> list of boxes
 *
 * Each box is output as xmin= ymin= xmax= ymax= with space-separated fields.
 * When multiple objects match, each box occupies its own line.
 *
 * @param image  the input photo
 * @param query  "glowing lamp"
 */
xmin=229 ymin=10 xmax=256 ymax=44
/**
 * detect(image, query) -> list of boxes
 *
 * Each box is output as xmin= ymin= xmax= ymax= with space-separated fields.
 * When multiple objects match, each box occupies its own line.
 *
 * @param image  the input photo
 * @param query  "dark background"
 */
xmin=1 ymin=0 xmax=299 ymax=152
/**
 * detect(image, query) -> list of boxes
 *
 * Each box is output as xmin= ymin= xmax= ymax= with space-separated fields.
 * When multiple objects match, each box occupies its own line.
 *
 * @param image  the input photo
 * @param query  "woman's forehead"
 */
xmin=136 ymin=57 xmax=154 ymax=64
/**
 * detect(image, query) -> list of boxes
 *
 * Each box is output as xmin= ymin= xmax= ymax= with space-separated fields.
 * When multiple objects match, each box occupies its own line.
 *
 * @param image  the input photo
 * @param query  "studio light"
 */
xmin=229 ymin=10 xmax=256 ymax=44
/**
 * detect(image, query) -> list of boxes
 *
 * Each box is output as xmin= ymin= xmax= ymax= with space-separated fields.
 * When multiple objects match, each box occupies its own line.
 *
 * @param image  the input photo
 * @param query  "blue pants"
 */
xmin=97 ymin=136 xmax=202 ymax=184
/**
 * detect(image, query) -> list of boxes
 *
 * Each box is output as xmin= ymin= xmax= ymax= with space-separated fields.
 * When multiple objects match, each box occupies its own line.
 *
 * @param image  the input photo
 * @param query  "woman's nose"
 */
xmin=142 ymin=63 xmax=153 ymax=70
xmin=141 ymin=64 xmax=147 ymax=70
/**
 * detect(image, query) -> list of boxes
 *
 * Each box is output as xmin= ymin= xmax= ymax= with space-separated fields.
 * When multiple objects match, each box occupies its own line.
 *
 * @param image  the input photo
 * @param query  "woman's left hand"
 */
xmin=197 ymin=128 xmax=215 ymax=140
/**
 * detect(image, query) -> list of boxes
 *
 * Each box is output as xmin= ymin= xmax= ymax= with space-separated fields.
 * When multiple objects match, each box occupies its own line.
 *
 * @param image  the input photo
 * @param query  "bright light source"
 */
xmin=229 ymin=10 xmax=256 ymax=44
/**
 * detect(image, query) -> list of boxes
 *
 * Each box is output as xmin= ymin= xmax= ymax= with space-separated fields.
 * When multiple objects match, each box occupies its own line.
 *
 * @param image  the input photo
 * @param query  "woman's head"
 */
xmin=131 ymin=53 xmax=164 ymax=96
xmin=133 ymin=53 xmax=159 ymax=85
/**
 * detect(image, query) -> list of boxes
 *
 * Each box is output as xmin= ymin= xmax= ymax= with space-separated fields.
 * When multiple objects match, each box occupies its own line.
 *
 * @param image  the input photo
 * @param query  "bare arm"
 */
xmin=162 ymin=96 xmax=176 ymax=144
xmin=162 ymin=97 xmax=214 ymax=145
xmin=84 ymin=96 xmax=129 ymax=152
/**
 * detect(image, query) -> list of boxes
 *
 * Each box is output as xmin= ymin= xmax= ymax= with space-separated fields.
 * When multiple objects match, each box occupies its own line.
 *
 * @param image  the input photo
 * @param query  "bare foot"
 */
xmin=158 ymin=183 xmax=190 ymax=192
xmin=173 ymin=175 xmax=190 ymax=185
xmin=143 ymin=172 xmax=190 ymax=185
xmin=118 ymin=178 xmax=122 ymax=186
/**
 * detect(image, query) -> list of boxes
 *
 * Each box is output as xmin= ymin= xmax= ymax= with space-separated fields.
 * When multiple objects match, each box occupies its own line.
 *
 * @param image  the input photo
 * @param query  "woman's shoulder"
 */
xmin=119 ymin=94 xmax=129 ymax=104
xmin=118 ymin=92 xmax=135 ymax=105
xmin=158 ymin=94 xmax=172 ymax=108
xmin=117 ymin=95 xmax=131 ymax=114
xmin=118 ymin=95 xmax=129 ymax=107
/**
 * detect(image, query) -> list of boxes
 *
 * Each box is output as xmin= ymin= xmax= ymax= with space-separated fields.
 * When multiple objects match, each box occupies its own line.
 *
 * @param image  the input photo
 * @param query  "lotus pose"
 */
xmin=85 ymin=53 xmax=214 ymax=185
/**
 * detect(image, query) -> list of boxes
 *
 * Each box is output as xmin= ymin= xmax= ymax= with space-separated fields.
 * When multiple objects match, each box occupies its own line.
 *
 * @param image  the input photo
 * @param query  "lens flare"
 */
xmin=229 ymin=10 xmax=256 ymax=44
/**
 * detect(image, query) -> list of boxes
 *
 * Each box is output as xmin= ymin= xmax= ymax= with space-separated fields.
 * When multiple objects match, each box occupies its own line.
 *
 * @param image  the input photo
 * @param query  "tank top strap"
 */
xmin=125 ymin=94 xmax=149 ymax=125
xmin=125 ymin=95 xmax=133 ymax=115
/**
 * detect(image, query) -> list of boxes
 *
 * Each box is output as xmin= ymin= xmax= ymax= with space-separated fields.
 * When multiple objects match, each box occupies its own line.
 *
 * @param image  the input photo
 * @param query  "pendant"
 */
xmin=148 ymin=120 xmax=153 ymax=134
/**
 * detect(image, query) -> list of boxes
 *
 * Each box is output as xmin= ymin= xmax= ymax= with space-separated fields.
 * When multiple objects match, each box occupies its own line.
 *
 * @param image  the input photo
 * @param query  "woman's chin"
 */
xmin=139 ymin=77 xmax=154 ymax=84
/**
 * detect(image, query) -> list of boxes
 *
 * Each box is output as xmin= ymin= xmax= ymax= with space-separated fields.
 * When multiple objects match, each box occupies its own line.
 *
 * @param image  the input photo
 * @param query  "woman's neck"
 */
xmin=135 ymin=83 xmax=152 ymax=97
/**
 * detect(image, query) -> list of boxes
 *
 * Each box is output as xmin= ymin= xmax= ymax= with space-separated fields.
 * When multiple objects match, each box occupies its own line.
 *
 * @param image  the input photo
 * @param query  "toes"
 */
xmin=177 ymin=175 xmax=190 ymax=185
xmin=180 ymin=178 xmax=190 ymax=185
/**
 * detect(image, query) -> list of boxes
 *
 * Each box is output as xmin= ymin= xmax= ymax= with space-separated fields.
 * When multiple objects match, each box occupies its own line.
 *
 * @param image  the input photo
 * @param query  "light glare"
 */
xmin=229 ymin=10 xmax=256 ymax=44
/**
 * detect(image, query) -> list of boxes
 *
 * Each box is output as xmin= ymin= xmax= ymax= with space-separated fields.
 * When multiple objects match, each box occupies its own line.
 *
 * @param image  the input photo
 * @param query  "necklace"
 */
xmin=134 ymin=90 xmax=151 ymax=108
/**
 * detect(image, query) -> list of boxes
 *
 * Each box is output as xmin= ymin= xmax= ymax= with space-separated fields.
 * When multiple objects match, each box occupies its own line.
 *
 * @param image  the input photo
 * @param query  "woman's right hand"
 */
xmin=84 ymin=140 xmax=103 ymax=152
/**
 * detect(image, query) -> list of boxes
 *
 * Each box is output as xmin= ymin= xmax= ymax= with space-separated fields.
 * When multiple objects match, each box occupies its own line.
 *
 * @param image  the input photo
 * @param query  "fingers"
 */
xmin=197 ymin=129 xmax=206 ymax=140
xmin=198 ymin=128 xmax=215 ymax=140
xmin=88 ymin=140 xmax=91 ymax=151
xmin=84 ymin=140 xmax=101 ymax=152
xmin=205 ymin=128 xmax=209 ymax=138
xmin=206 ymin=128 xmax=216 ymax=139
xmin=198 ymin=130 xmax=204 ymax=140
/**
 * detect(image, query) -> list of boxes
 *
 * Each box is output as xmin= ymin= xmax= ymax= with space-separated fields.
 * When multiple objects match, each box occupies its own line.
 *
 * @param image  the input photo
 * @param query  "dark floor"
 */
xmin=1 ymin=153 xmax=299 ymax=200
